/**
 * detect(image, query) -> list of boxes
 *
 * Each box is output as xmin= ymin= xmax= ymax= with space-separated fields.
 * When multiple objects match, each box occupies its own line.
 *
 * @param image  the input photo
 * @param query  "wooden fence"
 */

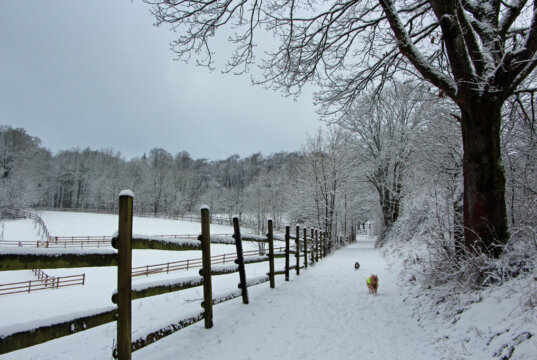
xmin=3 ymin=209 xmax=52 ymax=246
xmin=30 ymin=207 xmax=236 ymax=226
xmin=131 ymin=247 xmax=287 ymax=278
xmin=0 ymin=273 xmax=85 ymax=296
xmin=0 ymin=191 xmax=350 ymax=359
xmin=0 ymin=234 xmax=236 ymax=249
xmin=0 ymin=208 xmax=238 ymax=249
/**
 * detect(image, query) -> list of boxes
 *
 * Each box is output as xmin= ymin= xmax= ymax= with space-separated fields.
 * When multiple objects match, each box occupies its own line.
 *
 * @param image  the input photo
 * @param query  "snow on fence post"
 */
xmin=117 ymin=190 xmax=133 ymax=360
xmin=200 ymin=206 xmax=213 ymax=329
xmin=285 ymin=226 xmax=290 ymax=281
xmin=295 ymin=225 xmax=300 ymax=275
xmin=267 ymin=219 xmax=275 ymax=288
xmin=233 ymin=217 xmax=249 ymax=304
xmin=303 ymin=227 xmax=308 ymax=269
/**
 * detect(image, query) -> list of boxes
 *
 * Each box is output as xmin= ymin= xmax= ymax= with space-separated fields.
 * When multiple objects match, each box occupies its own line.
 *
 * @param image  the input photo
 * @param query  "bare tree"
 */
xmin=0 ymin=126 xmax=51 ymax=211
xmin=294 ymin=127 xmax=354 ymax=238
xmin=148 ymin=148 xmax=174 ymax=214
xmin=341 ymin=83 xmax=425 ymax=233
xmin=144 ymin=0 xmax=537 ymax=257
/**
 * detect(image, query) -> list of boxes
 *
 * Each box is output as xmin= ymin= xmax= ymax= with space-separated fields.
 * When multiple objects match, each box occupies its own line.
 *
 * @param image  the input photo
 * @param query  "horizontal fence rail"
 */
xmin=0 ymin=274 xmax=85 ymax=296
xmin=0 ymin=234 xmax=234 ymax=249
xmin=25 ymin=207 xmax=236 ymax=226
xmin=131 ymin=248 xmax=288 ymax=278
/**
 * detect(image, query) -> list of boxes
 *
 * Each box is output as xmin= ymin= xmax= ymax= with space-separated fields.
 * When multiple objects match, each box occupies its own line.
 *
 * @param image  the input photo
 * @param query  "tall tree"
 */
xmin=148 ymin=148 xmax=174 ymax=214
xmin=341 ymin=84 xmax=425 ymax=232
xmin=144 ymin=0 xmax=537 ymax=257
xmin=294 ymin=127 xmax=354 ymax=238
xmin=0 ymin=126 xmax=51 ymax=211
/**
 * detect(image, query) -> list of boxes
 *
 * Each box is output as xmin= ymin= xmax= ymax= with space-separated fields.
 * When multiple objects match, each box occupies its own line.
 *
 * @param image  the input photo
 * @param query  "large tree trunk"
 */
xmin=460 ymin=99 xmax=509 ymax=258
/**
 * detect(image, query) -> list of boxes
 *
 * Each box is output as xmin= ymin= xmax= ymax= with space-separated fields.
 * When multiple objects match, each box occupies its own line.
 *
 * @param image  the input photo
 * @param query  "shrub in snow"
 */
xmin=381 ymin=188 xmax=537 ymax=315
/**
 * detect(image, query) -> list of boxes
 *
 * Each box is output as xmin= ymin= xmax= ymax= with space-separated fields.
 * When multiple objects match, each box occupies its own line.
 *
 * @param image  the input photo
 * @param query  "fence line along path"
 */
xmin=0 ymin=191 xmax=349 ymax=359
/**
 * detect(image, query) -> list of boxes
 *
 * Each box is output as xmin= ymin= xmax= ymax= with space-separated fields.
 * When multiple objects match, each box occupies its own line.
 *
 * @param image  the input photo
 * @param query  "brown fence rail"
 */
xmin=0 ymin=234 xmax=233 ymax=249
xmin=0 ymin=274 xmax=85 ymax=296
xmin=3 ymin=210 xmax=52 ymax=244
xmin=28 ymin=207 xmax=235 ymax=226
xmin=132 ymin=247 xmax=288 ymax=277
xmin=0 ymin=239 xmax=111 ymax=248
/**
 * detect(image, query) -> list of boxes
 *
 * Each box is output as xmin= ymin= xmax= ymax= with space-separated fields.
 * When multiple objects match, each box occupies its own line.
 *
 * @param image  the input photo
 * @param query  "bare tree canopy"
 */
xmin=144 ymin=0 xmax=537 ymax=257
xmin=144 ymin=0 xmax=536 ymax=110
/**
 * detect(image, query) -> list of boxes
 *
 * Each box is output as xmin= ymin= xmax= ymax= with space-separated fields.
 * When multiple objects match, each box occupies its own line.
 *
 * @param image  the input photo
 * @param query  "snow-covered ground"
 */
xmin=1 ymin=212 xmax=536 ymax=359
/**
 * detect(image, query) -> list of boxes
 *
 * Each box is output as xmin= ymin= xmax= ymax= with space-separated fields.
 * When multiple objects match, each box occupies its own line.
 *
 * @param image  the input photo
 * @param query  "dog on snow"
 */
xmin=366 ymin=275 xmax=379 ymax=294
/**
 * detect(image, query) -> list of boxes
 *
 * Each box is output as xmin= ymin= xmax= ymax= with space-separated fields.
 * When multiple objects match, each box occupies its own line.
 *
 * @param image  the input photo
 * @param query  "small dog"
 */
xmin=354 ymin=262 xmax=360 ymax=270
xmin=366 ymin=275 xmax=379 ymax=294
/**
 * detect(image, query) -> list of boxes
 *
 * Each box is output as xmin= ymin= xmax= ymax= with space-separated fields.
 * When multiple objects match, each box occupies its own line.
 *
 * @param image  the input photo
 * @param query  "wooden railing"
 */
xmin=31 ymin=207 xmax=235 ymax=226
xmin=0 ymin=238 xmax=111 ymax=248
xmin=0 ymin=273 xmax=85 ymax=296
xmin=0 ymin=234 xmax=233 ymax=249
xmin=0 ymin=192 xmax=346 ymax=359
xmin=131 ymin=247 xmax=288 ymax=277
xmin=3 ymin=209 xmax=52 ymax=245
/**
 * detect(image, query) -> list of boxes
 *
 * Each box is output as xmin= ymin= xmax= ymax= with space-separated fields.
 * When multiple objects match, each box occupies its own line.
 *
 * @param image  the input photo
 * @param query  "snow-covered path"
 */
xmin=136 ymin=236 xmax=440 ymax=360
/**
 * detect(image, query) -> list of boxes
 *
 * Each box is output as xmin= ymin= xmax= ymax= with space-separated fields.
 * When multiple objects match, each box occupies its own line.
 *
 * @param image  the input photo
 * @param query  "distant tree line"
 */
xmin=2 ymin=80 xmax=536 ymax=247
xmin=0 ymin=128 xmax=297 ymax=231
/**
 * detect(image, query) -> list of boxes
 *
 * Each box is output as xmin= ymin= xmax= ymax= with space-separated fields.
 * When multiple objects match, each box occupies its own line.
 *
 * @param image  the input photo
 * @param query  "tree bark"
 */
xmin=460 ymin=100 xmax=509 ymax=258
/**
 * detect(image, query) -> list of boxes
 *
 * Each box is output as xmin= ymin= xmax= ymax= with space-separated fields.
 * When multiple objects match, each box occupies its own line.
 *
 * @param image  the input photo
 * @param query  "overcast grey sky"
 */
xmin=0 ymin=1 xmax=320 ymax=160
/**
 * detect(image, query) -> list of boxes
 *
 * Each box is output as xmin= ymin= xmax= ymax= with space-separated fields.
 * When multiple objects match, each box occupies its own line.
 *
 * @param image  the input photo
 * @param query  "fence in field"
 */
xmin=0 ymin=270 xmax=85 ymax=296
xmin=1 ymin=207 xmax=243 ymax=248
xmin=0 ymin=234 xmax=217 ymax=249
xmin=131 ymin=247 xmax=289 ymax=277
xmin=0 ymin=191 xmax=352 ymax=359
xmin=27 ymin=207 xmax=242 ymax=227
xmin=2 ymin=209 xmax=53 ymax=246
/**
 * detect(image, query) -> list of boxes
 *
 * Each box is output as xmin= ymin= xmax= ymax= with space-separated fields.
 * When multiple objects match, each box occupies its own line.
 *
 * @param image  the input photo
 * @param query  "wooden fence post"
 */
xmin=303 ymin=227 xmax=308 ymax=269
xmin=295 ymin=225 xmax=300 ymax=275
xmin=319 ymin=230 xmax=324 ymax=260
xmin=315 ymin=229 xmax=319 ymax=262
xmin=319 ymin=230 xmax=323 ymax=259
xmin=117 ymin=190 xmax=133 ymax=360
xmin=285 ymin=226 xmax=290 ymax=281
xmin=310 ymin=228 xmax=315 ymax=264
xmin=201 ymin=206 xmax=213 ymax=328
xmin=233 ymin=217 xmax=249 ymax=304
xmin=267 ymin=219 xmax=275 ymax=288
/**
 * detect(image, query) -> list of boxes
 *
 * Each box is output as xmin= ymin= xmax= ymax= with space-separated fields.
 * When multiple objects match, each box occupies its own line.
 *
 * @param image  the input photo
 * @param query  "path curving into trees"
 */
xmin=136 ymin=236 xmax=441 ymax=360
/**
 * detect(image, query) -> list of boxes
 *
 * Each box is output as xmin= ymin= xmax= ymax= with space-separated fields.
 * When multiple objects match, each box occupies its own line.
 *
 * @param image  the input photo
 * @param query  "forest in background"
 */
xmin=1 ymin=82 xmax=536 ymax=243
xmin=1 ymin=80 xmax=537 ymax=311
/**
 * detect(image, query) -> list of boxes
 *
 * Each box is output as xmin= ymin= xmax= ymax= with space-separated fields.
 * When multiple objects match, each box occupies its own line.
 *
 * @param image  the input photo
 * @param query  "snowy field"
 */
xmin=1 ymin=212 xmax=536 ymax=359
xmin=0 ymin=211 xmax=285 ymax=358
